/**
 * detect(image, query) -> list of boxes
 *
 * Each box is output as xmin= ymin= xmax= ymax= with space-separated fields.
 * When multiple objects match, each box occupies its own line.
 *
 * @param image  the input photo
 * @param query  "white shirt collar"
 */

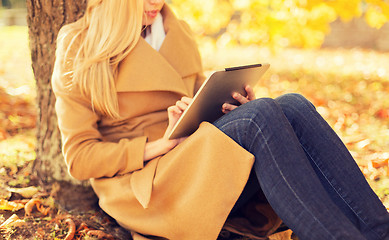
xmin=144 ymin=13 xmax=166 ymax=51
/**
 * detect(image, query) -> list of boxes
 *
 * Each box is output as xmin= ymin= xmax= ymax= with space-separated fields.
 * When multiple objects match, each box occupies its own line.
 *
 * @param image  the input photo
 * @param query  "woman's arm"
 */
xmin=53 ymin=83 xmax=148 ymax=180
xmin=143 ymin=96 xmax=192 ymax=161
xmin=53 ymin=30 xmax=147 ymax=181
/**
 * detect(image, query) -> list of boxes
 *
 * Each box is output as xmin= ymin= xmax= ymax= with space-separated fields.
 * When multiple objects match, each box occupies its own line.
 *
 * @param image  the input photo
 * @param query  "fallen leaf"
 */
xmin=7 ymin=186 xmax=39 ymax=198
xmin=356 ymin=139 xmax=371 ymax=149
xmin=269 ymin=229 xmax=293 ymax=240
xmin=87 ymin=229 xmax=115 ymax=240
xmin=35 ymin=227 xmax=45 ymax=239
xmin=64 ymin=218 xmax=76 ymax=240
xmin=8 ymin=164 xmax=18 ymax=176
xmin=24 ymin=198 xmax=50 ymax=216
xmin=0 ymin=128 xmax=8 ymax=140
xmin=375 ymin=109 xmax=389 ymax=119
xmin=0 ymin=214 xmax=18 ymax=228
xmin=0 ymin=214 xmax=25 ymax=229
xmin=370 ymin=159 xmax=389 ymax=169
xmin=13 ymin=199 xmax=29 ymax=204
xmin=0 ymin=199 xmax=24 ymax=211
xmin=24 ymin=198 xmax=41 ymax=216
xmin=0 ymin=186 xmax=12 ymax=200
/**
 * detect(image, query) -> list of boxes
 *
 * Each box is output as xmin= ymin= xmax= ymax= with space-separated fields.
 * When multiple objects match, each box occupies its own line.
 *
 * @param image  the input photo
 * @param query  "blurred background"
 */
xmin=0 ymin=0 xmax=388 ymax=206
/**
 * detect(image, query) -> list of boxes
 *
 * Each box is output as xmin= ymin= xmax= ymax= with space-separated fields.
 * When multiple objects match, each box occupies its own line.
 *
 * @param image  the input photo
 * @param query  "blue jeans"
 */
xmin=213 ymin=93 xmax=389 ymax=240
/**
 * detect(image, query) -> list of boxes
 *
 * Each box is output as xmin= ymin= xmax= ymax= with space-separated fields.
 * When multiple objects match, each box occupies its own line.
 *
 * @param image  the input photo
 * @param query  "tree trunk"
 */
xmin=27 ymin=0 xmax=87 ymax=184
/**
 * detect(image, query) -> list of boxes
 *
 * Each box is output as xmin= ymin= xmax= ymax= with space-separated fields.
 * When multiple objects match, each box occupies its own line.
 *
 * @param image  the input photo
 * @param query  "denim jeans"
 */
xmin=213 ymin=93 xmax=389 ymax=240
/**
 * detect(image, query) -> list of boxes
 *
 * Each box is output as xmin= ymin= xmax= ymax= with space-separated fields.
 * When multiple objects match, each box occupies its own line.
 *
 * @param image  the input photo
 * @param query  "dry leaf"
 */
xmin=87 ymin=229 xmax=115 ymax=240
xmin=375 ymin=109 xmax=389 ymax=119
xmin=0 ymin=214 xmax=25 ymax=229
xmin=356 ymin=139 xmax=371 ymax=149
xmin=0 ymin=128 xmax=8 ymax=140
xmin=269 ymin=229 xmax=293 ymax=240
xmin=24 ymin=198 xmax=50 ymax=216
xmin=0 ymin=199 xmax=24 ymax=211
xmin=370 ymin=159 xmax=389 ymax=169
xmin=7 ymin=186 xmax=39 ymax=198
xmin=64 ymin=218 xmax=76 ymax=240
xmin=35 ymin=227 xmax=45 ymax=239
xmin=0 ymin=186 xmax=12 ymax=200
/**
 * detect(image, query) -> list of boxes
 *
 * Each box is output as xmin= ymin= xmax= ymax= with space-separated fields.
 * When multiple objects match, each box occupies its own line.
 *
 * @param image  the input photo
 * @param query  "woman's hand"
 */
xmin=222 ymin=85 xmax=256 ymax=114
xmin=164 ymin=97 xmax=192 ymax=138
xmin=144 ymin=97 xmax=192 ymax=161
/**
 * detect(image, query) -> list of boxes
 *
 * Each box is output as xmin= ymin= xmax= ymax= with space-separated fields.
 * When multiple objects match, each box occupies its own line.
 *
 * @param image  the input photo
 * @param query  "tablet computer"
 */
xmin=168 ymin=63 xmax=270 ymax=139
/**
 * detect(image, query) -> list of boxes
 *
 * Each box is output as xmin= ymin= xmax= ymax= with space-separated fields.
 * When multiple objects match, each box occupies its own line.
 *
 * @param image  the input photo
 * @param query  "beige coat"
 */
xmin=52 ymin=5 xmax=280 ymax=240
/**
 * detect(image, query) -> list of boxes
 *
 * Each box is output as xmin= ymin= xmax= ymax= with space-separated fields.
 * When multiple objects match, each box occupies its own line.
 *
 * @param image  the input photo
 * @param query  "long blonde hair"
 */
xmin=60 ymin=0 xmax=143 ymax=118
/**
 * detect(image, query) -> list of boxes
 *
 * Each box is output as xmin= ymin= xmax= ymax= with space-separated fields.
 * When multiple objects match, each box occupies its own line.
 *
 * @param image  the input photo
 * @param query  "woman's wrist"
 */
xmin=144 ymin=138 xmax=177 ymax=161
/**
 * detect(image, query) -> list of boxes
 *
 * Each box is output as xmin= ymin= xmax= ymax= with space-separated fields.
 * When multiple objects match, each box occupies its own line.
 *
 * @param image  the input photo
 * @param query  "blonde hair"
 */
xmin=60 ymin=0 xmax=144 ymax=118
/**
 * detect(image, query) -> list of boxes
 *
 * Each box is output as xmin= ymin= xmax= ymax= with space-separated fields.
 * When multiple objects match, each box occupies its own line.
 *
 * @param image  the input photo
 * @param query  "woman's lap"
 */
xmin=213 ymin=93 xmax=389 ymax=240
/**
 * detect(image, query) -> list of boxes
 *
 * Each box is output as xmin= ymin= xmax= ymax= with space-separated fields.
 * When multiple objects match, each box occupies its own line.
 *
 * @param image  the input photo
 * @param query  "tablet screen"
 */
xmin=168 ymin=63 xmax=270 ymax=139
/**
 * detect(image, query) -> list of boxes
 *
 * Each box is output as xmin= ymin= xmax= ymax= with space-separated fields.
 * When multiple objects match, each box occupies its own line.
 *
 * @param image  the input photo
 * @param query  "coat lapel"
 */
xmin=115 ymin=4 xmax=202 ymax=96
xmin=159 ymin=5 xmax=203 ymax=78
xmin=116 ymin=38 xmax=187 ymax=95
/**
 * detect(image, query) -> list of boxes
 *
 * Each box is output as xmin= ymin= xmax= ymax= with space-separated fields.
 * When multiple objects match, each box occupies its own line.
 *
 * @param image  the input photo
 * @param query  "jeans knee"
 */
xmin=245 ymin=98 xmax=279 ymax=116
xmin=275 ymin=93 xmax=315 ymax=122
xmin=276 ymin=93 xmax=315 ymax=110
xmin=225 ymin=98 xmax=281 ymax=124
xmin=248 ymin=97 xmax=277 ymax=108
xmin=243 ymin=98 xmax=291 ymax=125
xmin=214 ymin=98 xmax=281 ymax=148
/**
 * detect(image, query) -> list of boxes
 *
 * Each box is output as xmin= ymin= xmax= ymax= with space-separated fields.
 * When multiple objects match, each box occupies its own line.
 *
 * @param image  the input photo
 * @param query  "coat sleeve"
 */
xmin=51 ymin=29 xmax=147 ymax=181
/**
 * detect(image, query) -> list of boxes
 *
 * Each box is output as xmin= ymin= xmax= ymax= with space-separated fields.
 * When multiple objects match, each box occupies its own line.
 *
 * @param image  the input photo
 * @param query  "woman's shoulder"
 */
xmin=56 ymin=21 xmax=83 ymax=55
xmin=52 ymin=21 xmax=84 ymax=92
xmin=177 ymin=19 xmax=193 ymax=36
xmin=55 ymin=20 xmax=86 ymax=68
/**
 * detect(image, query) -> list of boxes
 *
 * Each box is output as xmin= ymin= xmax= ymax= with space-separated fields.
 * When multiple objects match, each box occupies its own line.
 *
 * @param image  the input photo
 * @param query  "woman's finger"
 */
xmin=232 ymin=92 xmax=250 ymax=105
xmin=166 ymin=106 xmax=182 ymax=134
xmin=222 ymin=103 xmax=238 ymax=114
xmin=175 ymin=100 xmax=188 ymax=111
xmin=181 ymin=96 xmax=193 ymax=105
xmin=245 ymin=85 xmax=256 ymax=101
xmin=168 ymin=105 xmax=182 ymax=115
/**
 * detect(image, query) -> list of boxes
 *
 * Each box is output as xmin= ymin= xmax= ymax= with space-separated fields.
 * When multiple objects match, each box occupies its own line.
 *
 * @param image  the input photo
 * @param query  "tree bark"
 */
xmin=27 ymin=0 xmax=87 ymax=184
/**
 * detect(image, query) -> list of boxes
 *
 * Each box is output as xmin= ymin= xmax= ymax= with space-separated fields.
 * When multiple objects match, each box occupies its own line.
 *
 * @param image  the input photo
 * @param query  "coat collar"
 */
xmin=115 ymin=4 xmax=202 ymax=96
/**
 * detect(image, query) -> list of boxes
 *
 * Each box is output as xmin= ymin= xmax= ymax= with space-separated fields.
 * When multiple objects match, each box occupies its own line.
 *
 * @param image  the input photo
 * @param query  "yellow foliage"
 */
xmin=304 ymin=0 xmax=325 ymax=10
xmin=232 ymin=0 xmax=251 ymax=10
xmin=365 ymin=6 xmax=388 ymax=29
xmin=325 ymin=0 xmax=362 ymax=21
xmin=169 ymin=0 xmax=388 ymax=48
xmin=364 ymin=1 xmax=389 ymax=29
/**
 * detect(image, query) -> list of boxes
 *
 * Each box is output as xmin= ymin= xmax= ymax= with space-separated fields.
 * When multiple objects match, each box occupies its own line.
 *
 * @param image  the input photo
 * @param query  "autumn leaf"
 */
xmin=375 ymin=109 xmax=389 ymax=120
xmin=7 ymin=186 xmax=39 ymax=198
xmin=269 ymin=229 xmax=293 ymax=240
xmin=0 ymin=214 xmax=26 ymax=229
xmin=0 ymin=199 xmax=25 ymax=211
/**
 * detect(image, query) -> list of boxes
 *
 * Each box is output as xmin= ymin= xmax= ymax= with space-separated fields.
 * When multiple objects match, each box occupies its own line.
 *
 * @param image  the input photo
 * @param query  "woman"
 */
xmin=52 ymin=0 xmax=389 ymax=239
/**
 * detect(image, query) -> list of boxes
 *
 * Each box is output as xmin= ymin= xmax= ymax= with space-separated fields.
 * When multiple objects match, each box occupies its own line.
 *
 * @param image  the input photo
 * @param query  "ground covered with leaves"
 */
xmin=0 ymin=26 xmax=388 ymax=239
